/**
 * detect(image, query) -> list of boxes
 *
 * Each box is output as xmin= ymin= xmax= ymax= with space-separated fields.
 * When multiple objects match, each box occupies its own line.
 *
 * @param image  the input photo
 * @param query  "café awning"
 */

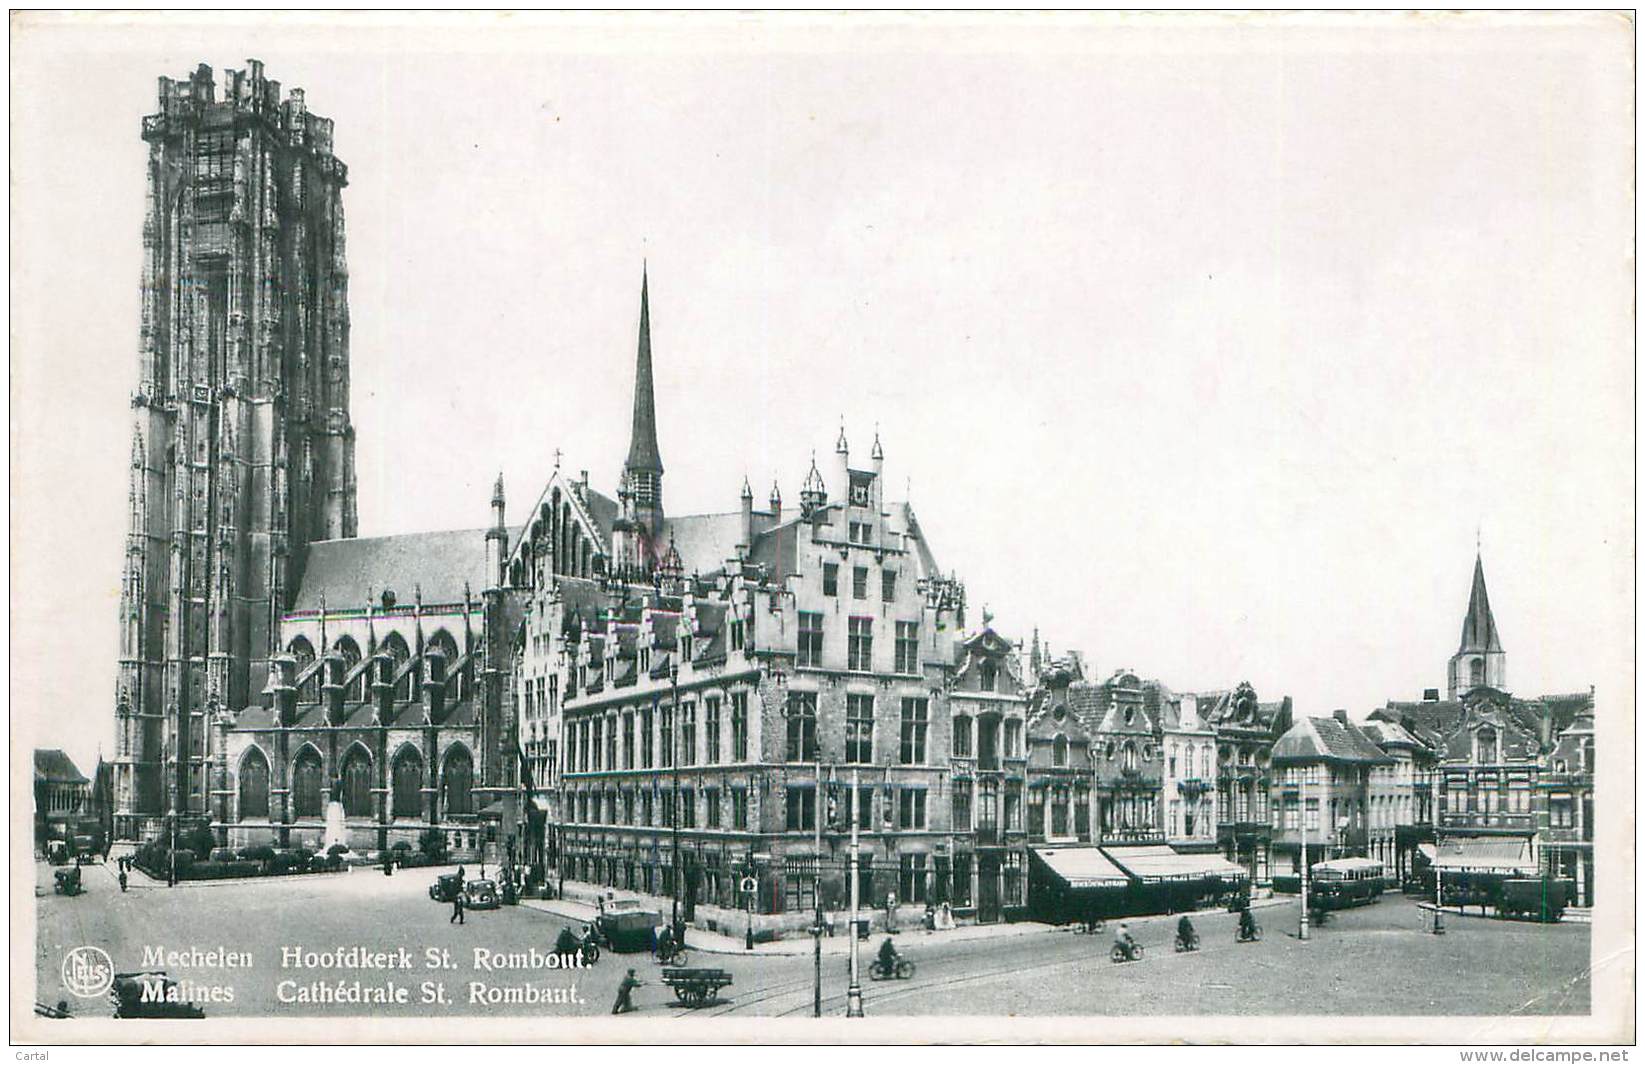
xmin=1030 ymin=846 xmax=1130 ymax=889
xmin=1101 ymin=844 xmax=1250 ymax=882
xmin=1432 ymin=836 xmax=1538 ymax=874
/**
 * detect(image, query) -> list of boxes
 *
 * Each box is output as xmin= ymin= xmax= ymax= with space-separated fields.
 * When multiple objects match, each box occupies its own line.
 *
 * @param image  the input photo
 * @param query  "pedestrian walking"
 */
xmin=450 ymin=891 xmax=465 ymax=925
xmin=118 ymin=870 xmax=128 ymax=893
xmin=612 ymin=968 xmax=642 ymax=1014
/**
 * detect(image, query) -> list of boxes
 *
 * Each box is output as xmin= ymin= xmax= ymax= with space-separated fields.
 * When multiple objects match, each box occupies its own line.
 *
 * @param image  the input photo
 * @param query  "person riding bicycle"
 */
xmin=656 ymin=922 xmax=676 ymax=960
xmin=877 ymin=936 xmax=899 ymax=973
xmin=1176 ymin=914 xmax=1196 ymax=946
xmin=579 ymin=924 xmax=600 ymax=960
xmin=1238 ymin=905 xmax=1258 ymax=939
xmin=1114 ymin=921 xmax=1136 ymax=958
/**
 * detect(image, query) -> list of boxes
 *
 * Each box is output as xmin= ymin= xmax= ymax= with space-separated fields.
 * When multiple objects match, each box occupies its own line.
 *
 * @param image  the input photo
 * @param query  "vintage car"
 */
xmin=53 ymin=867 xmax=84 ymax=896
xmin=110 ymin=971 xmax=206 ymax=1019
xmin=463 ymin=878 xmax=501 ymax=910
xmin=429 ymin=873 xmax=464 ymax=903
xmin=596 ymin=898 xmax=664 ymax=952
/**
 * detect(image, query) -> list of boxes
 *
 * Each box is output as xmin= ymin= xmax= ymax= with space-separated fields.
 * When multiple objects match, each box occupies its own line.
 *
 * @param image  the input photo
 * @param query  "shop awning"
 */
xmin=1030 ymin=847 xmax=1130 ymax=888
xmin=1432 ymin=836 xmax=1538 ymax=874
xmin=1101 ymin=844 xmax=1250 ymax=882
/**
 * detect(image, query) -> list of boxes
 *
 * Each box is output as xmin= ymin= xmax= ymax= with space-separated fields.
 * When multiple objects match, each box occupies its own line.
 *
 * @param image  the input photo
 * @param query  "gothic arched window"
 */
xmin=1469 ymin=658 xmax=1485 ymax=688
xmin=288 ymin=636 xmax=318 ymax=702
xmin=392 ymin=748 xmax=424 ymax=819
xmin=342 ymin=746 xmax=373 ymax=817
xmin=292 ymin=747 xmax=324 ymax=818
xmin=238 ymin=748 xmax=270 ymax=819
xmin=335 ymin=636 xmax=363 ymax=701
xmin=429 ymin=629 xmax=461 ymax=700
xmin=1053 ymin=735 xmax=1068 ymax=768
xmin=441 ymin=747 xmax=474 ymax=817
xmin=382 ymin=633 xmax=412 ymax=703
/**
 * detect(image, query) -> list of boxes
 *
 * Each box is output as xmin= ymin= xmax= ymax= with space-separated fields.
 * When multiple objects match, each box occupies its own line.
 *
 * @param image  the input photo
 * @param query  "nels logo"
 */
xmin=61 ymin=946 xmax=114 ymax=998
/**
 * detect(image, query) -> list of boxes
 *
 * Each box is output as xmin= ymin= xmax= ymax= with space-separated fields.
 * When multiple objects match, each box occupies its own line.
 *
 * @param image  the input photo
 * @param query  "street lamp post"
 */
xmin=1299 ymin=772 xmax=1311 ymax=942
xmin=847 ymin=766 xmax=864 ymax=1017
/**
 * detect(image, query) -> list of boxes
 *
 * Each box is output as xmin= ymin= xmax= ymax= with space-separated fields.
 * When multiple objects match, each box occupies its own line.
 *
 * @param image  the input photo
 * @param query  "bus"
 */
xmin=1309 ymin=857 xmax=1387 ymax=909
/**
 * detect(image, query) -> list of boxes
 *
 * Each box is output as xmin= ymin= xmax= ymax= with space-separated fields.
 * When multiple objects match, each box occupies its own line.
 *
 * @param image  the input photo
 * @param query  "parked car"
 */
xmin=429 ymin=873 xmax=463 ymax=903
xmin=463 ymin=878 xmax=501 ymax=910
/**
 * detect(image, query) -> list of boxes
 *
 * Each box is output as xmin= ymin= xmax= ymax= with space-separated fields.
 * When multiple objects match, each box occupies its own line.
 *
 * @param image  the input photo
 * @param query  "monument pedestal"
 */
xmin=322 ymin=801 xmax=347 ymax=852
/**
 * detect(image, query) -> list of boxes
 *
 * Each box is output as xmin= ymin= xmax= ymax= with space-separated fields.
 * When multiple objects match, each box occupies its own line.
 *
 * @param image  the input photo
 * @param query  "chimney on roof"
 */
xmin=1333 ymin=709 xmax=1349 ymax=724
xmin=1423 ymin=688 xmax=1440 ymax=702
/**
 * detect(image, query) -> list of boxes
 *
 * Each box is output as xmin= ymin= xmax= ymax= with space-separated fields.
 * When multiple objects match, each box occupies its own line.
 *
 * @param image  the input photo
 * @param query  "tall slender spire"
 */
xmin=1458 ymin=552 xmax=1503 ymax=654
xmin=625 ymin=266 xmax=663 ymax=475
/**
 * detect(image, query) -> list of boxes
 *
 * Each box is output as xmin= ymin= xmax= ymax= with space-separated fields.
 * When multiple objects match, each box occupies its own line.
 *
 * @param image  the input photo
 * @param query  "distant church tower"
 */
xmin=114 ymin=62 xmax=357 ymax=841
xmin=1448 ymin=553 xmax=1506 ymax=699
xmin=617 ymin=268 xmax=664 ymax=571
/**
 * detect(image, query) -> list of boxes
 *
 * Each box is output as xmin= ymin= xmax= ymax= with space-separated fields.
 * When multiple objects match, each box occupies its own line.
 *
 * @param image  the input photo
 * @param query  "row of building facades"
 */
xmin=102 ymin=63 xmax=1595 ymax=931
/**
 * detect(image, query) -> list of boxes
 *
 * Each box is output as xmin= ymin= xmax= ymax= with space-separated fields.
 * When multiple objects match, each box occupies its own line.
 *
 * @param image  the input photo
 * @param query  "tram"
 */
xmin=1308 ymin=857 xmax=1387 ymax=910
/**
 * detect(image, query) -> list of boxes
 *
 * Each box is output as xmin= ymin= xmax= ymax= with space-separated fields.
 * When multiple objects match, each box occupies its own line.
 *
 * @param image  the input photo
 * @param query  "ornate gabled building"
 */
xmin=115 ymin=61 xmax=357 ymax=844
xmin=1370 ymin=552 xmax=1596 ymax=905
xmin=1199 ymin=682 xmax=1292 ymax=883
xmin=950 ymin=627 xmax=1031 ymax=921
xmin=504 ymin=273 xmax=985 ymax=933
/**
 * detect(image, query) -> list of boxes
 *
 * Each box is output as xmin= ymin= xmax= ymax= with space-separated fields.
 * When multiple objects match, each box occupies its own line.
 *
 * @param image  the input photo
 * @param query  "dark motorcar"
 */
xmin=53 ymin=867 xmax=84 ymax=896
xmin=110 ymin=971 xmax=206 ymax=1019
xmin=429 ymin=873 xmax=464 ymax=902
xmin=463 ymin=878 xmax=501 ymax=910
xmin=596 ymin=898 xmax=663 ymax=952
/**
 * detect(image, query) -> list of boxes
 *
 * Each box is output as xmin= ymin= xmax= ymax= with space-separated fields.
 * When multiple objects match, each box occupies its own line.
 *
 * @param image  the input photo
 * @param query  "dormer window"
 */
xmin=730 ymin=619 xmax=745 ymax=652
xmin=1476 ymin=727 xmax=1498 ymax=765
xmin=850 ymin=481 xmax=870 ymax=507
xmin=1053 ymin=736 xmax=1068 ymax=767
xmin=980 ymin=660 xmax=997 ymax=692
xmin=1124 ymin=706 xmax=1136 ymax=726
xmin=640 ymin=647 xmax=651 ymax=672
xmin=681 ymin=634 xmax=693 ymax=662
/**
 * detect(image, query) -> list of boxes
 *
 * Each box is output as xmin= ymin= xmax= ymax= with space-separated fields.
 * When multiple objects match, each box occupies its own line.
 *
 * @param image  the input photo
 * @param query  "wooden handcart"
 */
xmin=660 ymin=966 xmax=733 ymax=1007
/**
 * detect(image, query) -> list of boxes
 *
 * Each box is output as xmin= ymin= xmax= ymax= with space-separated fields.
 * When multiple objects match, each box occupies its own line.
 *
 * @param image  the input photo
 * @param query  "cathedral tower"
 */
xmin=114 ymin=62 xmax=356 ymax=841
xmin=1448 ymin=552 xmax=1506 ymax=699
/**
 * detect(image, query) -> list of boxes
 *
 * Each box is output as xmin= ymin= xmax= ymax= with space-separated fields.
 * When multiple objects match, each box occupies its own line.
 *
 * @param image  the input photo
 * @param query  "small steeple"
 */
xmin=741 ymin=476 xmax=753 ymax=501
xmin=870 ymin=428 xmax=883 ymax=461
xmin=491 ymin=471 xmax=506 ymax=510
xmin=801 ymin=452 xmax=828 ymax=518
xmin=1459 ymin=553 xmax=1503 ymax=654
xmin=835 ymin=418 xmax=849 ymax=455
xmin=625 ymin=266 xmax=664 ymax=476
xmin=1448 ymin=550 xmax=1506 ymax=698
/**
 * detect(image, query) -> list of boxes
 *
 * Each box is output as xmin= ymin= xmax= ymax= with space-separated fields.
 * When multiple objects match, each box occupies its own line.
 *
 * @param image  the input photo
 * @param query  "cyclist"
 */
xmin=1113 ymin=921 xmax=1137 ymax=960
xmin=877 ymin=935 xmax=899 ymax=975
xmin=1176 ymin=914 xmax=1196 ymax=948
xmin=1238 ymin=904 xmax=1259 ymax=940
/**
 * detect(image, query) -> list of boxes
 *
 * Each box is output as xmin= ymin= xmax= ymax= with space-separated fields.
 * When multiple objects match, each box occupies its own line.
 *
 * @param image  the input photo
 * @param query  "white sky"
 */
xmin=10 ymin=13 xmax=1634 ymax=778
